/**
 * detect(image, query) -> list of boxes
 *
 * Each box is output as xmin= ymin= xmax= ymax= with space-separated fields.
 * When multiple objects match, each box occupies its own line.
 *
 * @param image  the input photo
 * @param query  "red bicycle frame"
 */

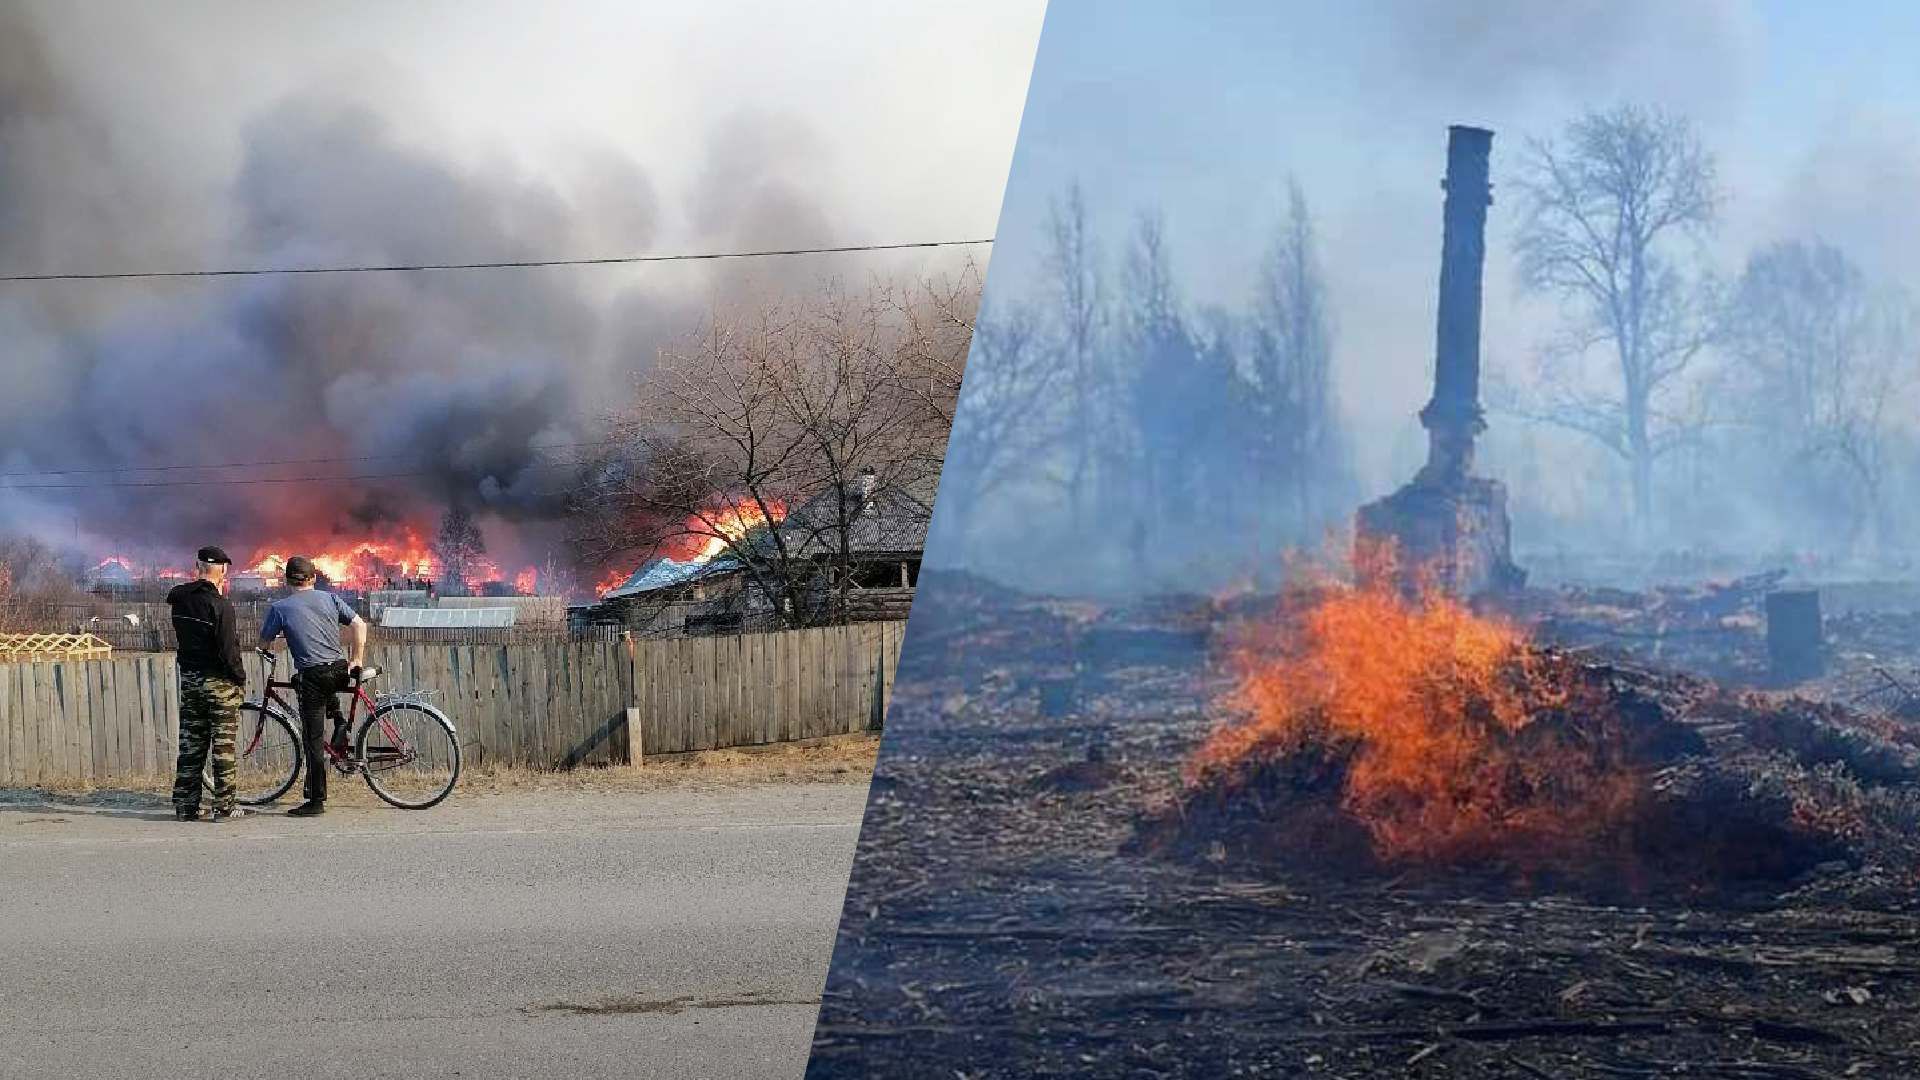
xmin=245 ymin=653 xmax=383 ymax=768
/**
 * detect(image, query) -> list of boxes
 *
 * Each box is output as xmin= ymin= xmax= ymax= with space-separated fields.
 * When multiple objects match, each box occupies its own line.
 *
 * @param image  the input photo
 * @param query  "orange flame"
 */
xmin=597 ymin=498 xmax=788 ymax=598
xmin=673 ymin=500 xmax=786 ymax=562
xmin=249 ymin=535 xmax=437 ymax=591
xmin=244 ymin=532 xmax=536 ymax=594
xmin=593 ymin=567 xmax=629 ymax=597
xmin=1192 ymin=542 xmax=1640 ymax=868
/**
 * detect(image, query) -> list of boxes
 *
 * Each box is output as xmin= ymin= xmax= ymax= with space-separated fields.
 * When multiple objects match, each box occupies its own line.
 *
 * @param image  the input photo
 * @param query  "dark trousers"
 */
xmin=293 ymin=661 xmax=351 ymax=803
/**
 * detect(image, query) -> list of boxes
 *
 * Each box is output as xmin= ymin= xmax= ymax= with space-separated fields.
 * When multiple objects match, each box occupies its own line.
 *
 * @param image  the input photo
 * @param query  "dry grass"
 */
xmin=12 ymin=733 xmax=879 ymax=802
xmin=459 ymin=733 xmax=880 ymax=795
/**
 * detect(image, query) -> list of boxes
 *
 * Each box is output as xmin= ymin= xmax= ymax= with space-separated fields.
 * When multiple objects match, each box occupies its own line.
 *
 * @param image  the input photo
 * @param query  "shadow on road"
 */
xmin=0 ymin=787 xmax=176 ymax=821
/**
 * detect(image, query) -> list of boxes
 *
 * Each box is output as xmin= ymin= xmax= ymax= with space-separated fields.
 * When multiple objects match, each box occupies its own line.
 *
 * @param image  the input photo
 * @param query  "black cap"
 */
xmin=196 ymin=545 xmax=233 ymax=565
xmin=284 ymin=555 xmax=318 ymax=582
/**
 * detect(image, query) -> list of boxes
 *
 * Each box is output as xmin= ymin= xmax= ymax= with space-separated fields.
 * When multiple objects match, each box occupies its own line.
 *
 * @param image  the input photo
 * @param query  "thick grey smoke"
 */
xmin=1370 ymin=0 xmax=1752 ymax=110
xmin=0 ymin=9 xmax=878 ymax=573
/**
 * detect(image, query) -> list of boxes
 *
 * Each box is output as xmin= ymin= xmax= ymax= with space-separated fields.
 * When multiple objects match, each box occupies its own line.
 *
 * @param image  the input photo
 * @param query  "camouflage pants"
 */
xmin=173 ymin=670 xmax=243 ymax=814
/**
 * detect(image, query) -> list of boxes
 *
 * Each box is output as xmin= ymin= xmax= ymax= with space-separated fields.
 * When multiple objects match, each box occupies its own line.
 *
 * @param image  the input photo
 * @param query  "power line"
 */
xmin=0 ymin=238 xmax=994 ymax=283
xmin=0 ymin=438 xmax=622 ymax=478
xmin=0 ymin=460 xmax=604 ymax=491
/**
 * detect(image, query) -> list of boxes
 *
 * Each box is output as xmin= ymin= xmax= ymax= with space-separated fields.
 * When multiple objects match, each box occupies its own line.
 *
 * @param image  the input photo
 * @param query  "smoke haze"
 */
xmin=945 ymin=0 xmax=1920 ymax=596
xmin=0 ymin=2 xmax=1042 ymax=573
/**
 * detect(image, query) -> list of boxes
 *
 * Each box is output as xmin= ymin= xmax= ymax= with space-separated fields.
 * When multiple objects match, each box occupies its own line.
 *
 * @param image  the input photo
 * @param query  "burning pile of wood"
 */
xmin=1133 ymin=574 xmax=1920 ymax=900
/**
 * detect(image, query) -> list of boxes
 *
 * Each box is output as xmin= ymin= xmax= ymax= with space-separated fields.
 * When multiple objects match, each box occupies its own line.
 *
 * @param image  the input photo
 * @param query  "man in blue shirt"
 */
xmin=259 ymin=556 xmax=368 ymax=817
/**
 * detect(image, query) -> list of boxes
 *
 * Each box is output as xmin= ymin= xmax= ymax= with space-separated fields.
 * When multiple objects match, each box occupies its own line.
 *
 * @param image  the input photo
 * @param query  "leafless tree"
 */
xmin=1046 ymin=182 xmax=1109 ymax=531
xmin=934 ymin=297 xmax=1060 ymax=545
xmin=884 ymin=259 xmax=980 ymax=437
xmin=574 ymin=300 xmax=811 ymax=624
xmin=1510 ymin=104 xmax=1721 ymax=535
xmin=1252 ymin=177 xmax=1347 ymax=536
xmin=0 ymin=534 xmax=81 ymax=633
xmin=1724 ymin=240 xmax=1917 ymax=551
xmin=432 ymin=505 xmax=487 ymax=595
xmin=575 ymin=273 xmax=971 ymax=627
xmin=772 ymin=281 xmax=953 ymax=620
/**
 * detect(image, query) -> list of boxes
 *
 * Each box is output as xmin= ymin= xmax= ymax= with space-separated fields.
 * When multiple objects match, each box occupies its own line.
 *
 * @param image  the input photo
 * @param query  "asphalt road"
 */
xmin=0 ymin=782 xmax=867 ymax=1080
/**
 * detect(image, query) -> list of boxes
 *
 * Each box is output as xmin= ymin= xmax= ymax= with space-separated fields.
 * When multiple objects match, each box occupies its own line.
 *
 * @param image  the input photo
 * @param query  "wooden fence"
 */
xmin=0 ymin=621 xmax=905 ymax=785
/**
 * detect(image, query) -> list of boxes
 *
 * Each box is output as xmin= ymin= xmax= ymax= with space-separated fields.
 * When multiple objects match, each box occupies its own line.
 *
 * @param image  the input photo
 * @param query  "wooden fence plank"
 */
xmin=0 ymin=666 xmax=12 ymax=783
xmin=723 ymin=634 xmax=740 ymax=748
xmin=752 ymin=631 xmax=771 ymax=747
xmin=692 ymin=636 xmax=711 ymax=751
xmin=0 ymin=622 xmax=905 ymax=779
xmin=12 ymin=666 xmax=30 ymax=786
xmin=1 ymin=667 xmax=17 ymax=785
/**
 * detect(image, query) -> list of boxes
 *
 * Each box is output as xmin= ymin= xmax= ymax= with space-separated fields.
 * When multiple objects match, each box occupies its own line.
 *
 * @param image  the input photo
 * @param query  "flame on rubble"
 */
xmin=1190 ymin=540 xmax=1641 ymax=868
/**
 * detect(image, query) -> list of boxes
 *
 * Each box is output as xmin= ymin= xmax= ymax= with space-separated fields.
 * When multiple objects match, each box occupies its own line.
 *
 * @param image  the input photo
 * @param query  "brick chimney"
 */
xmin=1354 ymin=125 xmax=1524 ymax=600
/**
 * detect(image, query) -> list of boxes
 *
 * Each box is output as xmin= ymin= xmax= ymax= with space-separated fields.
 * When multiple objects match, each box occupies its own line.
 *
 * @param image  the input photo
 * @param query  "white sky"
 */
xmin=20 ymin=0 xmax=1045 ymax=266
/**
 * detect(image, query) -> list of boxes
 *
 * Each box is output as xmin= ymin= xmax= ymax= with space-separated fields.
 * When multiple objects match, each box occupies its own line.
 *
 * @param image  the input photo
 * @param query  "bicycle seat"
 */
xmin=355 ymin=666 xmax=380 ymax=684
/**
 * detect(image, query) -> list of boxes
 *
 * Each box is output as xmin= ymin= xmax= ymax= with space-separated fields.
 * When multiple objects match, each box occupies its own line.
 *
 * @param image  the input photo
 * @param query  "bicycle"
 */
xmin=210 ymin=648 xmax=462 ymax=810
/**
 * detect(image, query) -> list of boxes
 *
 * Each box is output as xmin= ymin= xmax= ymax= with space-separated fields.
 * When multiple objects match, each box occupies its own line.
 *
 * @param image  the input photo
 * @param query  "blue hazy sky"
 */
xmin=983 ymin=0 xmax=1920 ymax=493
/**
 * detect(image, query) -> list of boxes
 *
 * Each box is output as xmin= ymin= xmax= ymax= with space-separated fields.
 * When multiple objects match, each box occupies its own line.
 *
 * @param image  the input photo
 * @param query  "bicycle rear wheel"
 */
xmin=357 ymin=702 xmax=461 ymax=810
xmin=224 ymin=702 xmax=301 ymax=806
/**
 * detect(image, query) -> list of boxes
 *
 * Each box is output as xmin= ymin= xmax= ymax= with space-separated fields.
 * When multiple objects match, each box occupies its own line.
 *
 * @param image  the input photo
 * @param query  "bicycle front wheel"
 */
xmin=231 ymin=702 xmax=302 ymax=806
xmin=357 ymin=702 xmax=461 ymax=810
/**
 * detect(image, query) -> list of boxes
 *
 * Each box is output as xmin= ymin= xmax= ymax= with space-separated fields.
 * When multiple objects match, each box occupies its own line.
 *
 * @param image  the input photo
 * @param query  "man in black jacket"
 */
xmin=166 ymin=545 xmax=248 ymax=821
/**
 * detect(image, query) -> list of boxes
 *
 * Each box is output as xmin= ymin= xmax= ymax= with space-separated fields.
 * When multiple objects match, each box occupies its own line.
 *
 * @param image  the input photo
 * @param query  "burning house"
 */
xmin=588 ymin=467 xmax=932 ymax=636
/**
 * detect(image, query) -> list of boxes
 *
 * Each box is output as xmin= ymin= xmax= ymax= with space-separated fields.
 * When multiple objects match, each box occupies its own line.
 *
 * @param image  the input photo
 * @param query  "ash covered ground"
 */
xmin=807 ymin=570 xmax=1920 ymax=1079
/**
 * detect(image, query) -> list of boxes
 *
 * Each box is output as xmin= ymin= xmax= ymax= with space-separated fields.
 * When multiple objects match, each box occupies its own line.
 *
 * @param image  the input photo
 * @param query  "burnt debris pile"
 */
xmin=1134 ymin=647 xmax=1920 ymax=901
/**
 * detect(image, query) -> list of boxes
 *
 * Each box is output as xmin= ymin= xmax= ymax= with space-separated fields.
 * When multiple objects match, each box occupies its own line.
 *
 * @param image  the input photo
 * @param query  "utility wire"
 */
xmin=0 ymin=238 xmax=994 ymax=283
xmin=0 ymin=438 xmax=623 ymax=478
xmin=0 ymin=459 xmax=602 ymax=491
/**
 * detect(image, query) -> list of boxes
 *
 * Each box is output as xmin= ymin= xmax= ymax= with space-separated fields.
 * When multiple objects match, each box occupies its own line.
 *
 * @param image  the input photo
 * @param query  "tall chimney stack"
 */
xmin=1355 ymin=124 xmax=1523 ymax=601
xmin=1418 ymin=125 xmax=1494 ymax=484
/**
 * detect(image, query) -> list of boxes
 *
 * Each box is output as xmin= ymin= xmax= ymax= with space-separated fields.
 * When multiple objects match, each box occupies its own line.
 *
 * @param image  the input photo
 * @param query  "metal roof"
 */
xmin=380 ymin=606 xmax=518 ymax=628
xmin=601 ymin=557 xmax=735 ymax=600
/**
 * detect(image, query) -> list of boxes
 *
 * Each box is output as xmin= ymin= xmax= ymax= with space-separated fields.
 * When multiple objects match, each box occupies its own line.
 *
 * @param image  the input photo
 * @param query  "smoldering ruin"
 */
xmin=1145 ymin=126 xmax=1920 ymax=902
xmin=811 ymin=123 xmax=1920 ymax=1077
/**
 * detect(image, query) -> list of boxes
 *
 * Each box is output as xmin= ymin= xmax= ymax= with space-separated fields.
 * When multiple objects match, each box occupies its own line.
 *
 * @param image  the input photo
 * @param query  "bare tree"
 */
xmin=1724 ymin=240 xmax=1916 ymax=551
xmin=1510 ymin=105 xmax=1721 ymax=534
xmin=1251 ymin=177 xmax=1347 ymax=537
xmin=0 ymin=534 xmax=81 ymax=633
xmin=576 ymin=273 xmax=969 ymax=627
xmin=1120 ymin=210 xmax=1189 ymax=558
xmin=432 ymin=505 xmax=487 ymax=595
xmin=885 ymin=260 xmax=981 ymax=445
xmin=575 ymin=300 xmax=813 ymax=625
xmin=771 ymin=281 xmax=951 ymax=621
xmin=933 ymin=297 xmax=1060 ymax=546
xmin=1046 ymin=182 xmax=1109 ymax=530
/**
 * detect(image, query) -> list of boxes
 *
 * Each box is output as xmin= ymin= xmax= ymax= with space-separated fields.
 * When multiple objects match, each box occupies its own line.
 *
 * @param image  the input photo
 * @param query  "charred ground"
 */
xmin=807 ymin=570 xmax=1920 ymax=1079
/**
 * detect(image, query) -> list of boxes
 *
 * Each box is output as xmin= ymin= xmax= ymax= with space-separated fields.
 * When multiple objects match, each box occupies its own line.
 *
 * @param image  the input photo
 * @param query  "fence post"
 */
xmin=622 ymin=630 xmax=643 ymax=765
xmin=870 ymin=640 xmax=885 ymax=731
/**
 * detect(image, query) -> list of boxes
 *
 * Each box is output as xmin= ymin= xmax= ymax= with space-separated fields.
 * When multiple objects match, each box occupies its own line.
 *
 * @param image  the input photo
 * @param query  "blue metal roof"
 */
xmin=601 ymin=555 xmax=738 ymax=599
